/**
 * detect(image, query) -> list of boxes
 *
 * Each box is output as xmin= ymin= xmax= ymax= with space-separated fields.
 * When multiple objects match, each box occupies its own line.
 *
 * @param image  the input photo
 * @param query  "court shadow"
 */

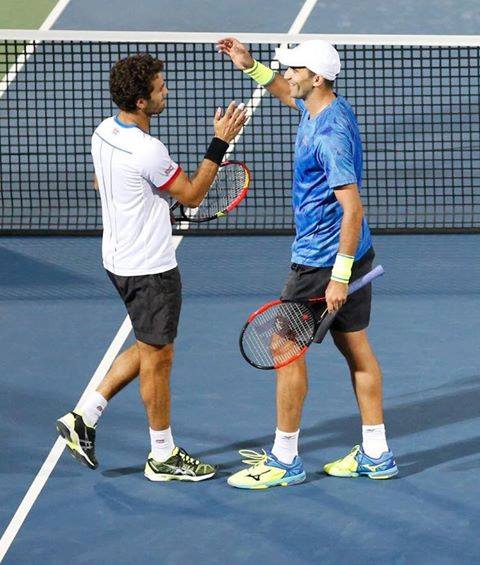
xmin=102 ymin=465 xmax=233 ymax=484
xmin=303 ymin=472 xmax=329 ymax=484
xmin=100 ymin=378 xmax=480 ymax=480
xmin=194 ymin=378 xmax=480 ymax=477
xmin=0 ymin=246 xmax=113 ymax=300
xmin=102 ymin=465 xmax=144 ymax=477
xmin=102 ymin=464 xmax=234 ymax=481
xmin=448 ymin=456 xmax=480 ymax=472
xmin=212 ymin=469 xmax=230 ymax=480
xmin=399 ymin=437 xmax=480 ymax=477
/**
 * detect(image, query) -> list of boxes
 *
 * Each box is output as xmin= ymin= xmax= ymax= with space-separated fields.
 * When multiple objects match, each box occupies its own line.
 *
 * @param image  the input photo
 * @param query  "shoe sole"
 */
xmin=56 ymin=419 xmax=97 ymax=470
xmin=144 ymin=469 xmax=216 ymax=482
xmin=228 ymin=471 xmax=306 ymax=490
xmin=324 ymin=467 xmax=399 ymax=479
xmin=367 ymin=467 xmax=399 ymax=479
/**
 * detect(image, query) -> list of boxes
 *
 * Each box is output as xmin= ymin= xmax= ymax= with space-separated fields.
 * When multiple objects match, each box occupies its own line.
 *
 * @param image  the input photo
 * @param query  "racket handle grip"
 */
xmin=347 ymin=265 xmax=384 ymax=296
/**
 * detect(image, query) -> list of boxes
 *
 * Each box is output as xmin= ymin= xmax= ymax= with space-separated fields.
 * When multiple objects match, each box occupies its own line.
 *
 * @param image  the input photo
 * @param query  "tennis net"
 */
xmin=1 ymin=31 xmax=479 ymax=235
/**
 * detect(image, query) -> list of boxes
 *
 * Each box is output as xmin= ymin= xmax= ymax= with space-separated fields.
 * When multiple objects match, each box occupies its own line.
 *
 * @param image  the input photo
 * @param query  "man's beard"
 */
xmin=145 ymin=102 xmax=165 ymax=116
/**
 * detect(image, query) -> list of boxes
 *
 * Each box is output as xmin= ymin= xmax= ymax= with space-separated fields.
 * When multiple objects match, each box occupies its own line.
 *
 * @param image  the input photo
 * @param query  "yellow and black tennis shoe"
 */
xmin=144 ymin=447 xmax=216 ymax=482
xmin=56 ymin=411 xmax=98 ymax=469
xmin=228 ymin=449 xmax=306 ymax=489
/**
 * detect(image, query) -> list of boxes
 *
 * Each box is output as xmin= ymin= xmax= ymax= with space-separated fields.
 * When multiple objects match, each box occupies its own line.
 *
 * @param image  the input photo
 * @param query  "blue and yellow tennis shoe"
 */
xmin=323 ymin=445 xmax=398 ymax=479
xmin=227 ymin=449 xmax=306 ymax=489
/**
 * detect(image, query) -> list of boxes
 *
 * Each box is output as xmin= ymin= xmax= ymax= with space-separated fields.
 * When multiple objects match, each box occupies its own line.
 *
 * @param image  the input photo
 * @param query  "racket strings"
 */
xmin=193 ymin=164 xmax=247 ymax=218
xmin=242 ymin=302 xmax=315 ymax=369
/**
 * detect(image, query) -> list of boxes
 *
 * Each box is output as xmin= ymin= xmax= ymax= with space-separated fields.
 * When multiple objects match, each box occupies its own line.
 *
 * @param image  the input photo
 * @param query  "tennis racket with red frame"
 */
xmin=239 ymin=265 xmax=384 ymax=370
xmin=170 ymin=160 xmax=250 ymax=223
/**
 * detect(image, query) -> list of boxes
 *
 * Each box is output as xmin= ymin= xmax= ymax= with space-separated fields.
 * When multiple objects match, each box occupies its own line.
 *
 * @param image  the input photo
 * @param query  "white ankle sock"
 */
xmin=271 ymin=428 xmax=299 ymax=465
xmin=150 ymin=427 xmax=175 ymax=462
xmin=80 ymin=391 xmax=107 ymax=428
xmin=362 ymin=424 xmax=389 ymax=458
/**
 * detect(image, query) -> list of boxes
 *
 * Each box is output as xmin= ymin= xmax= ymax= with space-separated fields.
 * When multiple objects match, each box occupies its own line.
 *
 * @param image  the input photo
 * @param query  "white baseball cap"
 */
xmin=275 ymin=40 xmax=341 ymax=81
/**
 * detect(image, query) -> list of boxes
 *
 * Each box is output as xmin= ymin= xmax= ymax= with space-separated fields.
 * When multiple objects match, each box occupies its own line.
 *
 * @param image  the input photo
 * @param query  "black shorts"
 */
xmin=106 ymin=267 xmax=182 ymax=346
xmin=281 ymin=247 xmax=375 ymax=339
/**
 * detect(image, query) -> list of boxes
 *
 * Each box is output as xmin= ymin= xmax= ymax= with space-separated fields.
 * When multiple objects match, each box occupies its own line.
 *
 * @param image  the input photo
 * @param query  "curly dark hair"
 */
xmin=109 ymin=54 xmax=164 ymax=112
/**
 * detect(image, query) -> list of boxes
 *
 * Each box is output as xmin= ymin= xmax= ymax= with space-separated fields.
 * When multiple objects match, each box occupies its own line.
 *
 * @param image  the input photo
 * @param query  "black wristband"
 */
xmin=204 ymin=137 xmax=229 ymax=165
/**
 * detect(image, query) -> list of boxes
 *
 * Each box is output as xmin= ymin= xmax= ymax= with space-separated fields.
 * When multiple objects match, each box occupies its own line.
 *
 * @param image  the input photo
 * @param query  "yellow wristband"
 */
xmin=243 ymin=60 xmax=276 ymax=86
xmin=331 ymin=253 xmax=354 ymax=284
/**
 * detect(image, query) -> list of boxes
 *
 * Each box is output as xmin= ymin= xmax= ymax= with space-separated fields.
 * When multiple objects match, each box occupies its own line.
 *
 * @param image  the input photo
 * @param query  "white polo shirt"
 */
xmin=91 ymin=116 xmax=181 ymax=276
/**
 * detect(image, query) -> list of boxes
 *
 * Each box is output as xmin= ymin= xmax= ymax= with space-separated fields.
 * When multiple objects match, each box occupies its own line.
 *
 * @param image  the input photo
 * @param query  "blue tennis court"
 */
xmin=1 ymin=234 xmax=480 ymax=563
xmin=1 ymin=0 xmax=480 ymax=563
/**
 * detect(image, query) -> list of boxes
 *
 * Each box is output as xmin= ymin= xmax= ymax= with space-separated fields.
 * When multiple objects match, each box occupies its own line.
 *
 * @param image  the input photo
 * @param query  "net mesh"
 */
xmin=1 ymin=36 xmax=479 ymax=234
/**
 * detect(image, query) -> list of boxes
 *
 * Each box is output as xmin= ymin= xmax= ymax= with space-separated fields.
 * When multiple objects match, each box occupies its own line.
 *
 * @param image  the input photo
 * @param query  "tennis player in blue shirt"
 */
xmin=218 ymin=38 xmax=398 ymax=488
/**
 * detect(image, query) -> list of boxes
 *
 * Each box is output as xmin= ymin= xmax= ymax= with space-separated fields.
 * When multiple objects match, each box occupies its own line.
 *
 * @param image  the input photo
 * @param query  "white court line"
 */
xmin=38 ymin=0 xmax=72 ymax=31
xmin=0 ymin=0 xmax=71 ymax=97
xmin=0 ymin=3 xmax=78 ymax=558
xmin=0 ymin=235 xmax=175 ymax=562
xmin=0 ymin=315 xmax=132 ymax=563
xmin=0 ymin=1 xmax=317 ymax=560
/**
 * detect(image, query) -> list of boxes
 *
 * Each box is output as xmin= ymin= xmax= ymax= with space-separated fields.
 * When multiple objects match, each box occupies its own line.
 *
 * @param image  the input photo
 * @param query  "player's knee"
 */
xmin=139 ymin=342 xmax=174 ymax=370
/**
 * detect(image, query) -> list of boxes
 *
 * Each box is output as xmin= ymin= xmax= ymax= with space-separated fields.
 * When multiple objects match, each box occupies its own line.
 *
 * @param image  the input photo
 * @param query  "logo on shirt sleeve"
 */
xmin=163 ymin=162 xmax=175 ymax=176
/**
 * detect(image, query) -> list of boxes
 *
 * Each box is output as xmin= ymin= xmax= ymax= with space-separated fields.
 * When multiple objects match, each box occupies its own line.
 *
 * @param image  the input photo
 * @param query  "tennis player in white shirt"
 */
xmin=57 ymin=53 xmax=246 ymax=482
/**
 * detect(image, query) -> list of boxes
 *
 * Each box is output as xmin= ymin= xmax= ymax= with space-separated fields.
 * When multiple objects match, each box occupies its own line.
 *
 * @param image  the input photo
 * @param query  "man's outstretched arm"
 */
xmin=217 ymin=37 xmax=298 ymax=110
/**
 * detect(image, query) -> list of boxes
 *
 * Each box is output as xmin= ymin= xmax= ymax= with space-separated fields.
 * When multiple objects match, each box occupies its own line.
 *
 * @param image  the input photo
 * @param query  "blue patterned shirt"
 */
xmin=291 ymin=95 xmax=372 ymax=266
